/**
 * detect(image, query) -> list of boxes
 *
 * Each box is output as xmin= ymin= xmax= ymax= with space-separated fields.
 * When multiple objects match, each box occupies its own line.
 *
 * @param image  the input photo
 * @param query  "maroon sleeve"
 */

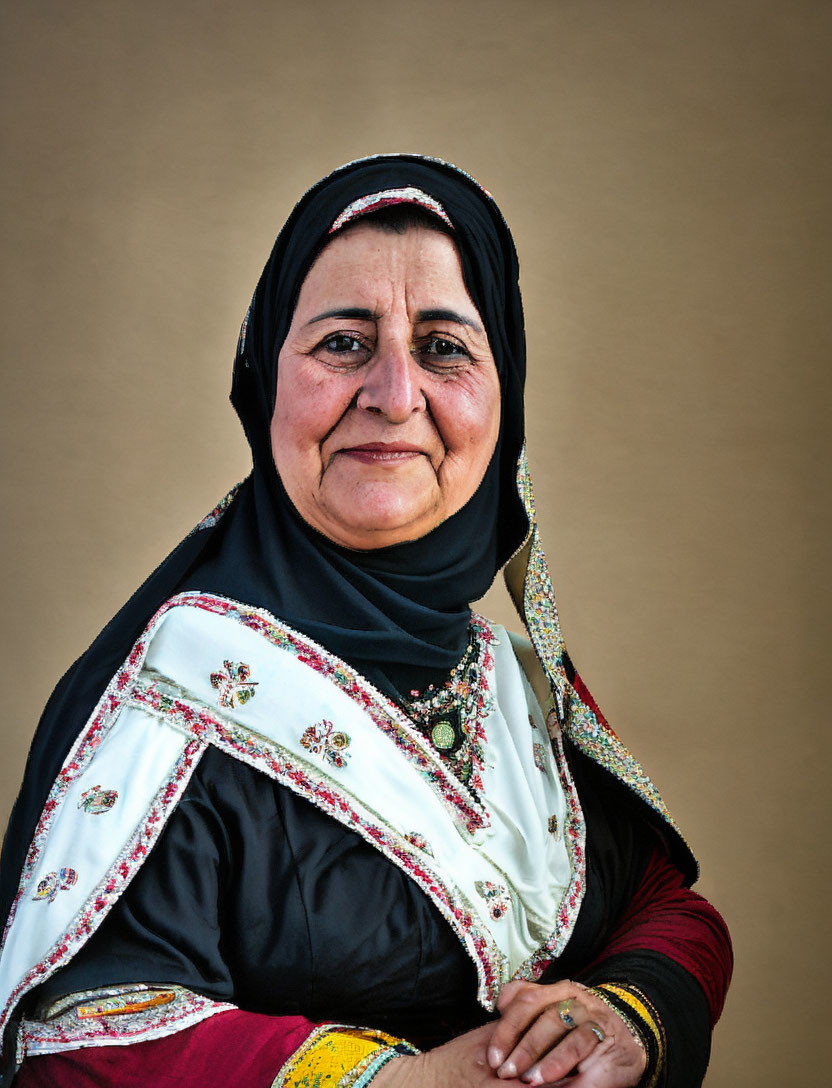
xmin=15 ymin=1009 xmax=317 ymax=1088
xmin=591 ymin=846 xmax=733 ymax=1025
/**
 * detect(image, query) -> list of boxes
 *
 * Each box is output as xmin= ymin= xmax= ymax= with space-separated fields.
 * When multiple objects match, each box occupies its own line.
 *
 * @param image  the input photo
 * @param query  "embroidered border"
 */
xmin=1 ymin=734 xmax=205 ymax=1041
xmin=192 ymin=482 xmax=244 ymax=534
xmin=511 ymin=724 xmax=586 ymax=982
xmin=512 ymin=448 xmax=687 ymax=840
xmin=271 ymin=1023 xmax=418 ymax=1088
xmin=329 ymin=187 xmax=453 ymax=234
xmin=20 ymin=985 xmax=234 ymax=1056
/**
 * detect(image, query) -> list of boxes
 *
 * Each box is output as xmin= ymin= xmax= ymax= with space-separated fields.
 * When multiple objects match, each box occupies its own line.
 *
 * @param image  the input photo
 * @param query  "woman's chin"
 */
xmin=313 ymin=485 xmax=444 ymax=551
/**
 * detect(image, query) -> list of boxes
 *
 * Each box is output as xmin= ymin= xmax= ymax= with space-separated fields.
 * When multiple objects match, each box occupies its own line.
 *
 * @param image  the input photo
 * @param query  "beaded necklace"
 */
xmin=396 ymin=619 xmax=495 ymax=790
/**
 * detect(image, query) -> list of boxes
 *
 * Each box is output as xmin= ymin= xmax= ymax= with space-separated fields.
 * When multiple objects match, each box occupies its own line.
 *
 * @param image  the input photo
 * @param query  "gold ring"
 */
xmin=556 ymin=998 xmax=576 ymax=1029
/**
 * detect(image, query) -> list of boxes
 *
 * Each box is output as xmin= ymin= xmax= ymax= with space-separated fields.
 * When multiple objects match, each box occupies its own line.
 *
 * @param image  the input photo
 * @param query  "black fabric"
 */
xmin=0 ymin=156 xmax=529 ymax=934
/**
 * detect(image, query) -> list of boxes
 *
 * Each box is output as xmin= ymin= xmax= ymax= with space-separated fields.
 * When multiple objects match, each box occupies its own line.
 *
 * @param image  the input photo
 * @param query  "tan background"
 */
xmin=1 ymin=1 xmax=829 ymax=1084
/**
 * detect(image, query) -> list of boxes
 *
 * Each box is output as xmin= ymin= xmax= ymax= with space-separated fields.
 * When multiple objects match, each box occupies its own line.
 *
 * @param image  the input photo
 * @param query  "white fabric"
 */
xmin=0 ymin=592 xmax=585 ymax=1028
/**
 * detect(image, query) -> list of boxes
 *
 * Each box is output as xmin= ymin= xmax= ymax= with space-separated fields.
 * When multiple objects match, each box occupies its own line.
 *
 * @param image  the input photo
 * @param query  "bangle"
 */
xmin=272 ymin=1024 xmax=419 ymax=1088
xmin=589 ymin=984 xmax=665 ymax=1088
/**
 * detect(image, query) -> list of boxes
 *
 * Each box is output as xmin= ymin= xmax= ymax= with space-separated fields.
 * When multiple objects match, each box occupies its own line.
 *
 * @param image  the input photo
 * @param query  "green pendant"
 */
xmin=431 ymin=719 xmax=457 ymax=750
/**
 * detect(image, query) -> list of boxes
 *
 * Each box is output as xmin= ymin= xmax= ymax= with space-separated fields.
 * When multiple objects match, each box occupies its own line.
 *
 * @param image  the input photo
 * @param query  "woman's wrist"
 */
xmin=588 ymin=983 xmax=665 ymax=1087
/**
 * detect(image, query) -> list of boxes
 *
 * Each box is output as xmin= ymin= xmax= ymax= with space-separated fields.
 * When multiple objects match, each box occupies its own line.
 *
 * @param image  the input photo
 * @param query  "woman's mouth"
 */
xmin=336 ymin=443 xmax=426 ymax=464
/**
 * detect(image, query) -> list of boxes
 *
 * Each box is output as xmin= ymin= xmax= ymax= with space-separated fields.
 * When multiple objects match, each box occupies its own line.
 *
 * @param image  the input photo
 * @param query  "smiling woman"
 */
xmin=272 ymin=218 xmax=501 ymax=549
xmin=0 ymin=157 xmax=731 ymax=1088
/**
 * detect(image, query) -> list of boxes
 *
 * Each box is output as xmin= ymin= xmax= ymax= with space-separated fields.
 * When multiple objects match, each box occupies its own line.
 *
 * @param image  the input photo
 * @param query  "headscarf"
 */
xmin=196 ymin=154 xmax=529 ymax=695
xmin=1 ymin=155 xmax=531 ymax=934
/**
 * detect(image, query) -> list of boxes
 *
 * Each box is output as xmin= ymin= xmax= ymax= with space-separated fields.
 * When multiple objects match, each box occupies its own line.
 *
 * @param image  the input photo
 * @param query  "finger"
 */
xmin=498 ymin=999 xmax=597 ymax=1080
xmin=520 ymin=1022 xmax=606 ymax=1086
xmin=489 ymin=982 xmax=577 ymax=1071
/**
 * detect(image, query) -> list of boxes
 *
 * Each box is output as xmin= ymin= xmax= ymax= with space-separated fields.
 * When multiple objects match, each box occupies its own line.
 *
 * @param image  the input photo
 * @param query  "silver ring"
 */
xmin=589 ymin=1024 xmax=605 ymax=1043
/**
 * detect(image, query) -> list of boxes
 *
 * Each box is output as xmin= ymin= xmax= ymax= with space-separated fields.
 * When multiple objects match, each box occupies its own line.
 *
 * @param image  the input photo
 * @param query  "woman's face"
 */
xmin=271 ymin=223 xmax=501 ymax=551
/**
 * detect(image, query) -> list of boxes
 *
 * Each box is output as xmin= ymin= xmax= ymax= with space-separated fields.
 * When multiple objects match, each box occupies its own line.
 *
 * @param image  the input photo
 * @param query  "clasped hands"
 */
xmin=373 ymin=980 xmax=647 ymax=1088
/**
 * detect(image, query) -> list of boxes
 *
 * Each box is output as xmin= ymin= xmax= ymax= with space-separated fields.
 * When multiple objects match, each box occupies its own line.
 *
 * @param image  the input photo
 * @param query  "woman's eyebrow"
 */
xmin=305 ymin=307 xmax=483 ymax=334
xmin=306 ymin=307 xmax=376 ymax=325
xmin=416 ymin=309 xmax=483 ymax=333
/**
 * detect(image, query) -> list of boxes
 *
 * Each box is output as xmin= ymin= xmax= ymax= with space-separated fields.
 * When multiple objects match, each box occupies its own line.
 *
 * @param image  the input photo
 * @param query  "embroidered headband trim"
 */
xmin=328 ymin=188 xmax=453 ymax=234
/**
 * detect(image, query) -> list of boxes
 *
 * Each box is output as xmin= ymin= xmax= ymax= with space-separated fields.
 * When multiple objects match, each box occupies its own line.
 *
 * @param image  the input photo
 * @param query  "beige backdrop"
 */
xmin=2 ymin=2 xmax=829 ymax=1085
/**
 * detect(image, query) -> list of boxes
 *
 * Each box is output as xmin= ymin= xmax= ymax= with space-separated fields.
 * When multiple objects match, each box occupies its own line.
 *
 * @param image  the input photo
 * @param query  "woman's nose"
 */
xmin=356 ymin=340 xmax=426 ymax=422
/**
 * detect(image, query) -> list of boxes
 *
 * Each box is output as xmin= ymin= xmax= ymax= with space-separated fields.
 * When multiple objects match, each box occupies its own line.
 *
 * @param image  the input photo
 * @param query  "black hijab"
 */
xmin=1 ymin=155 xmax=529 ymax=932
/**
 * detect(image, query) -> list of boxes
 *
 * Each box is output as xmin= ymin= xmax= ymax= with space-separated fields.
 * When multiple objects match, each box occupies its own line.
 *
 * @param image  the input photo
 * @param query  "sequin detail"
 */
xmin=404 ymin=832 xmax=434 ymax=856
xmin=513 ymin=448 xmax=686 ymax=841
xmin=78 ymin=787 xmax=118 ymax=815
xmin=474 ymin=881 xmax=511 ymax=921
xmin=209 ymin=660 xmax=258 ymax=708
xmin=76 ymin=990 xmax=175 ymax=1019
xmin=300 ymin=720 xmax=351 ymax=768
xmin=329 ymin=187 xmax=453 ymax=234
xmin=31 ymin=868 xmax=77 ymax=905
xmin=20 ymin=985 xmax=233 ymax=1056
xmin=192 ymin=482 xmax=243 ymax=533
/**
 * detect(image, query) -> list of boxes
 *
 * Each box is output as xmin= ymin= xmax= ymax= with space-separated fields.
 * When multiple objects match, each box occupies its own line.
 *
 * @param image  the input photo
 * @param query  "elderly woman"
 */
xmin=0 ymin=156 xmax=731 ymax=1088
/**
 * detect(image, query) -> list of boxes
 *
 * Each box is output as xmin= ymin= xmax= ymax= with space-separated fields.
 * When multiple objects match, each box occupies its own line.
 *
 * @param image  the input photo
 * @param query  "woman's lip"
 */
xmin=336 ymin=443 xmax=427 ymax=463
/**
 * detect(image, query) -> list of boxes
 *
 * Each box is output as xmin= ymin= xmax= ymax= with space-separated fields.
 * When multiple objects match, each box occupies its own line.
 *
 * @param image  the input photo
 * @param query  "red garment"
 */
xmin=15 ymin=1010 xmax=316 ymax=1088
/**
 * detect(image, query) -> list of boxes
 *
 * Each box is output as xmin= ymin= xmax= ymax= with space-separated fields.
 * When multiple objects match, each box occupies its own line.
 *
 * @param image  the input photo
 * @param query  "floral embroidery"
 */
xmin=475 ymin=880 xmax=512 ymax=921
xmin=329 ymin=187 xmax=453 ymax=234
xmin=209 ymin=661 xmax=258 ymax=708
xmin=31 ymin=868 xmax=77 ymax=904
xmin=404 ymin=832 xmax=434 ymax=856
xmin=548 ymin=814 xmax=559 ymax=839
xmin=300 ymin=720 xmax=351 ymax=768
xmin=78 ymin=786 xmax=118 ymax=815
xmin=533 ymin=743 xmax=547 ymax=772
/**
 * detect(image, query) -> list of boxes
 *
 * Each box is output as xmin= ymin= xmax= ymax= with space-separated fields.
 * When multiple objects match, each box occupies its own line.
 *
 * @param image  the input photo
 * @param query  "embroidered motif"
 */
xmin=31 ymin=868 xmax=77 ymax=905
xmin=209 ymin=660 xmax=258 ymax=708
xmin=76 ymin=990 xmax=175 ymax=1019
xmin=533 ymin=743 xmax=547 ymax=772
xmin=78 ymin=786 xmax=118 ymax=815
xmin=329 ymin=187 xmax=453 ymax=234
xmin=475 ymin=880 xmax=512 ymax=921
xmin=548 ymin=814 xmax=559 ymax=839
xmin=404 ymin=832 xmax=434 ymax=856
xmin=300 ymin=719 xmax=351 ymax=768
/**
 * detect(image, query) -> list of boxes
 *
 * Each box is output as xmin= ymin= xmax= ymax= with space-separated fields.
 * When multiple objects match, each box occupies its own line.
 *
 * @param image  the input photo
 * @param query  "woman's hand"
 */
xmin=373 ymin=1023 xmax=526 ymax=1088
xmin=486 ymin=980 xmax=647 ymax=1087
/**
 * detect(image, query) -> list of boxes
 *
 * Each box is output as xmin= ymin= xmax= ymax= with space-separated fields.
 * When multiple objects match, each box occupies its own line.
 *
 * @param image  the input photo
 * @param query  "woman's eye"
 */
xmin=419 ymin=337 xmax=469 ymax=362
xmin=320 ymin=334 xmax=363 ymax=354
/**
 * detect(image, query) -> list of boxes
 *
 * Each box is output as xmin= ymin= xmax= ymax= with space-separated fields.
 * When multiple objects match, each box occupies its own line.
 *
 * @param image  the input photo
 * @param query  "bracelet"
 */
xmin=589 ymin=984 xmax=665 ymax=1088
xmin=272 ymin=1024 xmax=419 ymax=1088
